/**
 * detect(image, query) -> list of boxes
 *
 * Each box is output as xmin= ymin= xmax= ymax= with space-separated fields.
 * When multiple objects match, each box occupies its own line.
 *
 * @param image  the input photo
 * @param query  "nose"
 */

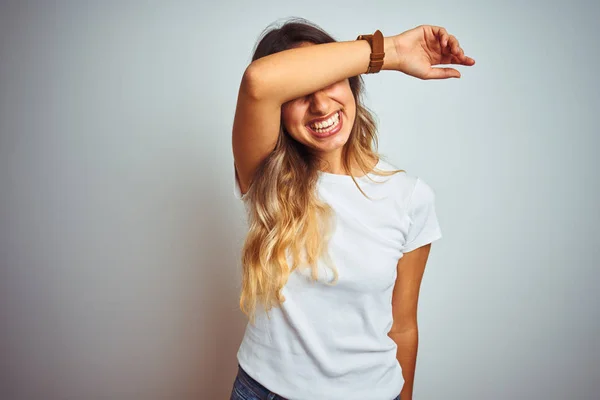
xmin=308 ymin=90 xmax=331 ymax=115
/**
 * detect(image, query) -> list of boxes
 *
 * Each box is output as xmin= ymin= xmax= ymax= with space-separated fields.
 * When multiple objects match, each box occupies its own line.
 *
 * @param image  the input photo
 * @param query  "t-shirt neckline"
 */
xmin=317 ymin=159 xmax=383 ymax=184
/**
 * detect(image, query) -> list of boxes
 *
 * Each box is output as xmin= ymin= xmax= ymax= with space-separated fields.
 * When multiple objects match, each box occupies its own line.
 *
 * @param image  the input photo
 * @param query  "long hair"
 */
xmin=238 ymin=17 xmax=404 ymax=324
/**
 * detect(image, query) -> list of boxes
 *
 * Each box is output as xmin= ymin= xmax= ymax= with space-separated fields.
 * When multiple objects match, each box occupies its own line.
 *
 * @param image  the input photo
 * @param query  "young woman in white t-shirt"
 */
xmin=230 ymin=18 xmax=475 ymax=400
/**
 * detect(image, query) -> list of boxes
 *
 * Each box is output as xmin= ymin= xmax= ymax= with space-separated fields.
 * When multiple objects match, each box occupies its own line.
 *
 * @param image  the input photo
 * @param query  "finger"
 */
xmin=425 ymin=67 xmax=461 ymax=80
xmin=449 ymin=46 xmax=467 ymax=63
xmin=441 ymin=34 xmax=452 ymax=55
xmin=447 ymin=54 xmax=470 ymax=66
xmin=449 ymin=35 xmax=460 ymax=55
xmin=436 ymin=28 xmax=450 ymax=52
xmin=432 ymin=26 xmax=449 ymax=49
xmin=443 ymin=40 xmax=453 ymax=56
xmin=454 ymin=50 xmax=476 ymax=65
xmin=438 ymin=27 xmax=448 ymax=48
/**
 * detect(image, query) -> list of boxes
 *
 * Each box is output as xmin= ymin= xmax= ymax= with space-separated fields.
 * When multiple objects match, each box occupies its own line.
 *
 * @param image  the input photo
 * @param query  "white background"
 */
xmin=0 ymin=0 xmax=598 ymax=399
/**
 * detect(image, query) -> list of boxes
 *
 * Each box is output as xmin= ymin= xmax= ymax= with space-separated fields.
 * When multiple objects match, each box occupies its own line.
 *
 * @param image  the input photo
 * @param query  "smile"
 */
xmin=306 ymin=111 xmax=343 ymax=138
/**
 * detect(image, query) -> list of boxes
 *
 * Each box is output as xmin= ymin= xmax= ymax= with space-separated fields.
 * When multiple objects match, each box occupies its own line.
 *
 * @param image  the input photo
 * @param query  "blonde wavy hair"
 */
xmin=239 ymin=18 xmax=404 ymax=325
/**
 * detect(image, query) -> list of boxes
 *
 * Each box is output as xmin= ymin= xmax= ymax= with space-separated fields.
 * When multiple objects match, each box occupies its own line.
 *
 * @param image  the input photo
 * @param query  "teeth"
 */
xmin=312 ymin=118 xmax=339 ymax=134
xmin=310 ymin=112 xmax=339 ymax=130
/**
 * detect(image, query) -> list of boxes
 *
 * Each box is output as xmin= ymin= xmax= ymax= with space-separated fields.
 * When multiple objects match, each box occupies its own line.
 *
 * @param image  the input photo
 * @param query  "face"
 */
xmin=281 ymin=43 xmax=356 ymax=163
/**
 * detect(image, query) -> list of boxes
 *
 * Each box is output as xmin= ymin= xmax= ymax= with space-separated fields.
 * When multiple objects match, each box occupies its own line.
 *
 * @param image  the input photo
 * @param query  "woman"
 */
xmin=230 ymin=18 xmax=475 ymax=400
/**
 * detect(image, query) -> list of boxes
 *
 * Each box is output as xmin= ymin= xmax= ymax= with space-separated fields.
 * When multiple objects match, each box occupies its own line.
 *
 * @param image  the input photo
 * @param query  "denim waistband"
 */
xmin=237 ymin=364 xmax=289 ymax=400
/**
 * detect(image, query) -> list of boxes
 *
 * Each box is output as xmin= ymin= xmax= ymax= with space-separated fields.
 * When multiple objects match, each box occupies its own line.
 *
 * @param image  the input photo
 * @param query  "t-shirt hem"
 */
xmin=237 ymin=333 xmax=404 ymax=400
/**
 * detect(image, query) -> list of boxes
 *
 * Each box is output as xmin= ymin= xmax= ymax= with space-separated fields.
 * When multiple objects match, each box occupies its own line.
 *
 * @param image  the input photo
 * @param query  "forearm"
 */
xmin=243 ymin=37 xmax=396 ymax=104
xmin=389 ymin=327 xmax=419 ymax=400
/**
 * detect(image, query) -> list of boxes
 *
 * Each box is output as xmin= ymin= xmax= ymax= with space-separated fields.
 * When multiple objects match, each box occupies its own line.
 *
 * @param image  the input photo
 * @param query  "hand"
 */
xmin=386 ymin=25 xmax=475 ymax=79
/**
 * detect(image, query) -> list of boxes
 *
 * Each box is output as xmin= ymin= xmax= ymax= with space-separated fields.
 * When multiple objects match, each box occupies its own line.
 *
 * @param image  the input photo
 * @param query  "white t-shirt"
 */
xmin=233 ymin=158 xmax=442 ymax=400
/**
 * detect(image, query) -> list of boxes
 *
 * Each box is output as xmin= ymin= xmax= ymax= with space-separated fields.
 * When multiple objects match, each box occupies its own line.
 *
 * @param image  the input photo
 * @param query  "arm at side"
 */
xmin=388 ymin=243 xmax=433 ymax=400
xmin=389 ymin=328 xmax=419 ymax=400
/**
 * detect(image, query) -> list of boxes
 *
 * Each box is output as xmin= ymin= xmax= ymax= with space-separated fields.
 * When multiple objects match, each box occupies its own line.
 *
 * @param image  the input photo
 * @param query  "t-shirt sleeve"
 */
xmin=402 ymin=177 xmax=442 ymax=253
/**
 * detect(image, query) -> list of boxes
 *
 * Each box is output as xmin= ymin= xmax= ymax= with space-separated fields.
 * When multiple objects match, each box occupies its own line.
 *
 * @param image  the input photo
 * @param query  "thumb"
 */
xmin=425 ymin=67 xmax=461 ymax=79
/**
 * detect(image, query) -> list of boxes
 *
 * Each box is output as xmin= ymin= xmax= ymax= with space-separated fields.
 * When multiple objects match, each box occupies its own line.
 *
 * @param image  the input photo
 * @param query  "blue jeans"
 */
xmin=230 ymin=364 xmax=401 ymax=400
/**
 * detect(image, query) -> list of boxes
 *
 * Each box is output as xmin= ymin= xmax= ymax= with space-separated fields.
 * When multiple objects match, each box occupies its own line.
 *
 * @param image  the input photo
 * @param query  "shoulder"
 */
xmin=375 ymin=158 xmax=414 ymax=192
xmin=376 ymin=158 xmax=437 ymax=208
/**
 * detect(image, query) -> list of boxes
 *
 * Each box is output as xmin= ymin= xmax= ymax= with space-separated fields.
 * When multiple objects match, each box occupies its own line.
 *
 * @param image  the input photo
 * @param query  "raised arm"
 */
xmin=243 ymin=38 xmax=397 ymax=104
xmin=232 ymin=25 xmax=474 ymax=195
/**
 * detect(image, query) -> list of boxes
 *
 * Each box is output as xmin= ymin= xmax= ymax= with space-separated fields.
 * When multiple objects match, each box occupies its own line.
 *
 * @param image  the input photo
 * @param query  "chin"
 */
xmin=311 ymin=132 xmax=350 ymax=153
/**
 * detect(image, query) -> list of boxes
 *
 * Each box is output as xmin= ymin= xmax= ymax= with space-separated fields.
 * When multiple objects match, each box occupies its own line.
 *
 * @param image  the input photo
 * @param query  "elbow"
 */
xmin=388 ymin=320 xmax=418 ymax=336
xmin=241 ymin=64 xmax=265 ymax=101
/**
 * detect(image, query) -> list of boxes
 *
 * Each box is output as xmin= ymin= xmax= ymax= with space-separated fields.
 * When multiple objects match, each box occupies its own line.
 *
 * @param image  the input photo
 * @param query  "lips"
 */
xmin=305 ymin=110 xmax=343 ymax=139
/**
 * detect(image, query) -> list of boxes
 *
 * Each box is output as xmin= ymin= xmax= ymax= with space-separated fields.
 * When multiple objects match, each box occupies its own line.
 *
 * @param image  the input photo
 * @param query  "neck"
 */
xmin=316 ymin=152 xmax=378 ymax=176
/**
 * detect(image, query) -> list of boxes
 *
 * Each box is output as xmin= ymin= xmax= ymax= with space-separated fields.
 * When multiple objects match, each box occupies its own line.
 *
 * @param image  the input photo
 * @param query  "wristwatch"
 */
xmin=356 ymin=30 xmax=385 ymax=74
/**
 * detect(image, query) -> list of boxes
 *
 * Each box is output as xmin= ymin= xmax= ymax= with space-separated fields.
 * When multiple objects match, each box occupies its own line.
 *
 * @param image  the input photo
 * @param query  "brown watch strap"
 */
xmin=356 ymin=30 xmax=385 ymax=74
